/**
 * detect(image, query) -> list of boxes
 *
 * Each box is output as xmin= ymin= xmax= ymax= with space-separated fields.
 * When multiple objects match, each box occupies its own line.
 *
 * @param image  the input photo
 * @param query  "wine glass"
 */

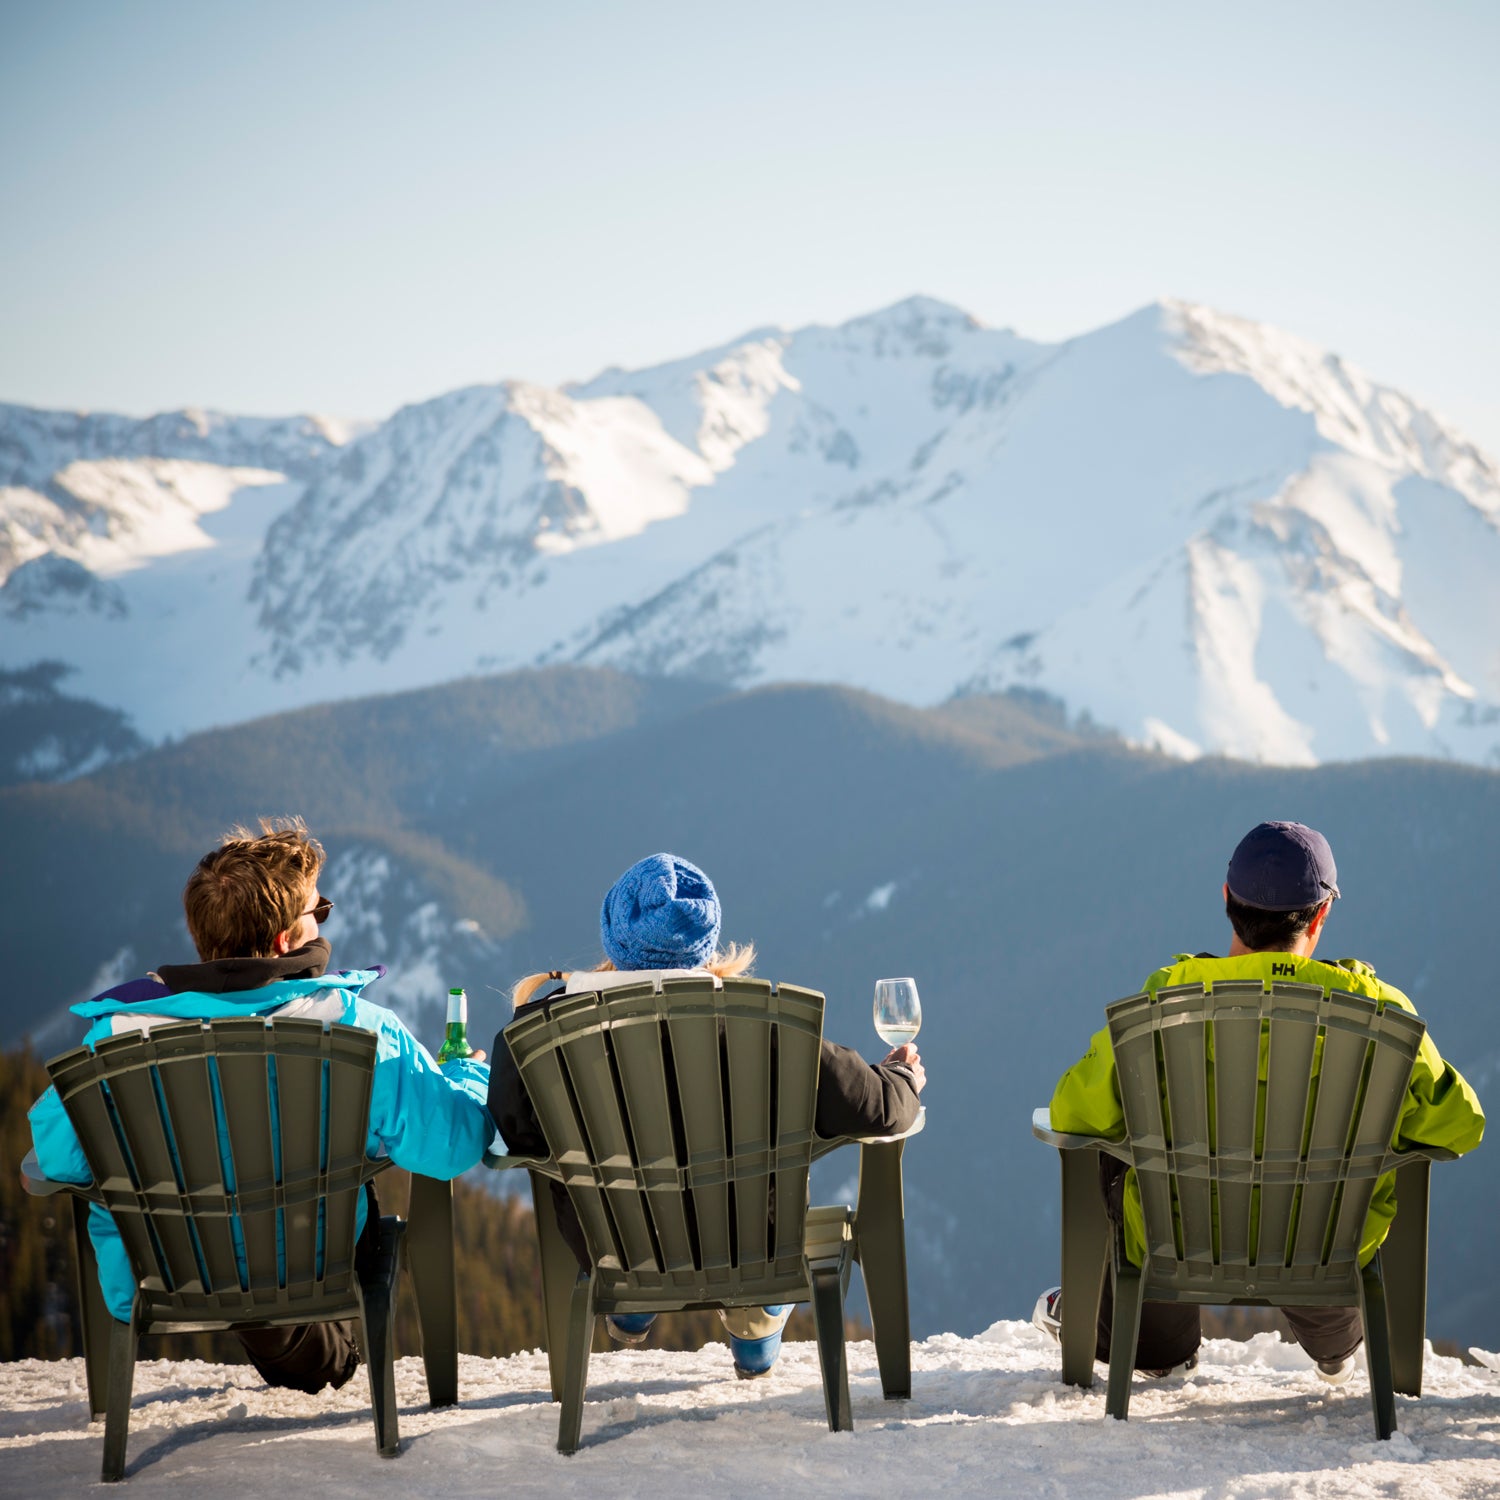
xmin=873 ymin=977 xmax=922 ymax=1049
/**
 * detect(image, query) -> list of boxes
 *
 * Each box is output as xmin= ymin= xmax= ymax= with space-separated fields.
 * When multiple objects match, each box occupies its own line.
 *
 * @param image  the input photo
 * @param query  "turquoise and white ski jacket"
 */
xmin=28 ymin=969 xmax=494 ymax=1321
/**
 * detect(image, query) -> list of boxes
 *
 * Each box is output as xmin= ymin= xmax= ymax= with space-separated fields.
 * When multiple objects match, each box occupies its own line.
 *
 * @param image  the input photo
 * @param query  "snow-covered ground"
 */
xmin=4 ymin=1324 xmax=1497 ymax=1497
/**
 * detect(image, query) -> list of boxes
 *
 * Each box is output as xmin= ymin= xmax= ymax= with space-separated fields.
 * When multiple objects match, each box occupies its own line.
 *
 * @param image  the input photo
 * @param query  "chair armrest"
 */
xmin=481 ymin=1135 xmax=555 ymax=1174
xmin=853 ymin=1104 xmax=926 ymax=1146
xmin=1387 ymin=1143 xmax=1462 ymax=1167
xmin=21 ymin=1149 xmax=83 ymax=1197
xmin=810 ymin=1106 xmax=927 ymax=1162
xmin=1031 ymin=1106 xmax=1126 ymax=1153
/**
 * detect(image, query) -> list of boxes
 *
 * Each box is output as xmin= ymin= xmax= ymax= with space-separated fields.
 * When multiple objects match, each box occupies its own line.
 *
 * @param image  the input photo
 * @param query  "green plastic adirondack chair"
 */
xmin=1033 ymin=980 xmax=1457 ymax=1439
xmin=486 ymin=975 xmax=924 ymax=1454
xmin=20 ymin=1016 xmax=461 ymax=1481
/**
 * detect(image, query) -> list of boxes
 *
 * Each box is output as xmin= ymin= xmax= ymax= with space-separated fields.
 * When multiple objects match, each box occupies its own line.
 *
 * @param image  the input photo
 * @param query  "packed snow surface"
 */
xmin=3 ymin=1324 xmax=1497 ymax=1497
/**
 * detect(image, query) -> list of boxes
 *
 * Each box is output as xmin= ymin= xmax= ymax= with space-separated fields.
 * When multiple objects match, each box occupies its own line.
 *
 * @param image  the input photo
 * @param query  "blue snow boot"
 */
xmin=727 ymin=1305 xmax=794 ymax=1379
xmin=605 ymin=1313 xmax=657 ymax=1346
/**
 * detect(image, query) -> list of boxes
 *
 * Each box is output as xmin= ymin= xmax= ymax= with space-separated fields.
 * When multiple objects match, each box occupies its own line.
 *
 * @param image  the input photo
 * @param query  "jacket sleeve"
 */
xmin=355 ymin=999 xmax=495 ymax=1179
xmin=30 ymin=1086 xmax=142 ymax=1320
xmin=1396 ymin=1030 xmax=1485 ymax=1156
xmin=1048 ymin=1023 xmax=1125 ymax=1138
xmin=487 ymin=1022 xmax=549 ymax=1157
xmin=814 ymin=1039 xmax=921 ymax=1138
xmin=28 ymin=1085 xmax=93 ymax=1184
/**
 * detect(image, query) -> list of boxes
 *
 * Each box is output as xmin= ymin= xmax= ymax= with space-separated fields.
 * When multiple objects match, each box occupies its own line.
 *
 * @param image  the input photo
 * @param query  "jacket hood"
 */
xmin=71 ymin=965 xmax=382 ymax=1021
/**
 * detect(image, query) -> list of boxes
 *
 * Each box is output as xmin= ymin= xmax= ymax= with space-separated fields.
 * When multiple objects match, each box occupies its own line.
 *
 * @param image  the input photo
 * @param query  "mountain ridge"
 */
xmin=2 ymin=296 xmax=1497 ymax=768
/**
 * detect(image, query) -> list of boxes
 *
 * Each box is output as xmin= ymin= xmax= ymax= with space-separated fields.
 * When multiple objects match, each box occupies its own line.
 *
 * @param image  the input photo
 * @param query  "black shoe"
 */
xmin=1140 ymin=1352 xmax=1198 ymax=1380
xmin=1316 ymin=1356 xmax=1354 ymax=1386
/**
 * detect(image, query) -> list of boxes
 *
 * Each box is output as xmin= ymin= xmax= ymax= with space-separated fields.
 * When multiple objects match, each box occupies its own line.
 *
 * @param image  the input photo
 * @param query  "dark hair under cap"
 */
xmin=1226 ymin=821 xmax=1340 ymax=912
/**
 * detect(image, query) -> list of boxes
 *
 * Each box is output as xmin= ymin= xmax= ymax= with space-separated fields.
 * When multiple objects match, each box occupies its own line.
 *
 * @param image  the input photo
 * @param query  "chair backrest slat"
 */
xmin=667 ymin=992 xmax=732 ymax=1274
xmin=1157 ymin=993 xmax=1213 ymax=1267
xmin=82 ymin=1040 xmax=191 ymax=1293
xmin=1258 ymin=988 xmax=1322 ymax=1266
xmin=1203 ymin=983 xmax=1266 ymax=1269
xmin=566 ymin=1009 xmax=661 ymax=1274
xmin=1106 ymin=981 xmax=1425 ymax=1298
xmin=1111 ymin=993 xmax=1177 ymax=1264
xmin=150 ymin=1029 xmax=236 ymax=1290
xmin=607 ymin=989 xmax=695 ymax=1270
xmin=211 ymin=1020 xmax=282 ymax=1290
xmin=767 ymin=983 xmax=823 ymax=1264
xmin=506 ymin=977 xmax=825 ymax=1301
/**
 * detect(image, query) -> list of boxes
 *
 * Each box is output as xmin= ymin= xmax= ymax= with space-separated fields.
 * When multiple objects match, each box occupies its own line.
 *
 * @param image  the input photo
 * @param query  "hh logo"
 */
xmin=1272 ymin=961 xmax=1296 ymax=977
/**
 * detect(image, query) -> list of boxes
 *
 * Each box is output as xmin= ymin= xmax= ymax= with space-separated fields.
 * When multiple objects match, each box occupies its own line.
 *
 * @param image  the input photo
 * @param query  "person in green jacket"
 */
xmin=1033 ymin=821 xmax=1484 ymax=1384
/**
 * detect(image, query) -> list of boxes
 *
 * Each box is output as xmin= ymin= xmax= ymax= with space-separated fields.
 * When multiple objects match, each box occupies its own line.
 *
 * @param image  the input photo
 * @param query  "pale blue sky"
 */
xmin=2 ymin=1 xmax=1497 ymax=453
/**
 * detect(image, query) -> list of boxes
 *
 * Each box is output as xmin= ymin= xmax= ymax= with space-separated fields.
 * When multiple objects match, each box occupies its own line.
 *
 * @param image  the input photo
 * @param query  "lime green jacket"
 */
xmin=1050 ymin=952 xmax=1485 ymax=1267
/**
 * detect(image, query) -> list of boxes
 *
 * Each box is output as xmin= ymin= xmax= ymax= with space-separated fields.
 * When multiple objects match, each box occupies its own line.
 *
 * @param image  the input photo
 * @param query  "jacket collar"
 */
xmin=155 ymin=938 xmax=332 ymax=995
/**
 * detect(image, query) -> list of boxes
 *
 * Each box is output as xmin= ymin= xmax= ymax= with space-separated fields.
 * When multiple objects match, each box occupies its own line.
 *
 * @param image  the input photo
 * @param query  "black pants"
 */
xmin=235 ymin=1185 xmax=379 ymax=1395
xmin=1097 ymin=1160 xmax=1366 ymax=1371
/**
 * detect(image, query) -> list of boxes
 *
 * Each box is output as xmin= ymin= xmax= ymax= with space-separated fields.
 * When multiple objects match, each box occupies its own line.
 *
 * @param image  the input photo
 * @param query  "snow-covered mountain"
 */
xmin=0 ymin=404 xmax=355 ymax=590
xmin=3 ymin=297 xmax=1498 ymax=767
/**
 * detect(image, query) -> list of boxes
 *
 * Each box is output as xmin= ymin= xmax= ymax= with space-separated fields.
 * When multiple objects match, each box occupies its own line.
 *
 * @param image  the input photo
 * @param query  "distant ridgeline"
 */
xmin=2 ymin=666 xmax=1496 ymax=1349
xmin=0 ymin=662 xmax=144 ymax=786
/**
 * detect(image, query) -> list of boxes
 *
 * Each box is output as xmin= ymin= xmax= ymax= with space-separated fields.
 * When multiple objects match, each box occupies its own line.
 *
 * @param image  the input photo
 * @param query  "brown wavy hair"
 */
xmin=183 ymin=816 xmax=324 ymax=961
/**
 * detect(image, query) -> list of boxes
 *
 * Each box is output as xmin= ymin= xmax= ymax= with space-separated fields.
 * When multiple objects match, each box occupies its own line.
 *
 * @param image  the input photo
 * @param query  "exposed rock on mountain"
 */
xmin=3 ymin=298 xmax=1496 ymax=766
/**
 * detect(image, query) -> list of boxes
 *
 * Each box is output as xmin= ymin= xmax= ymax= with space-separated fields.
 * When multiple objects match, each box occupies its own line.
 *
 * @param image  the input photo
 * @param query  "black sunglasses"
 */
xmin=301 ymin=896 xmax=334 ymax=924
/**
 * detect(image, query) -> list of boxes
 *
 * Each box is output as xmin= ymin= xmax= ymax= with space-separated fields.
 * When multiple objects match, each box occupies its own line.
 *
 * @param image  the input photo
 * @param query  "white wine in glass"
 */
xmin=873 ymin=977 xmax=922 ymax=1048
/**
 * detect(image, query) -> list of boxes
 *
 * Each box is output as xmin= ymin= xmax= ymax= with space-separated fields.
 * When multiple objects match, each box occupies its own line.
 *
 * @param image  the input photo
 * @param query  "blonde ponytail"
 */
xmin=510 ymin=968 xmax=574 ymax=1008
xmin=511 ymin=942 xmax=755 ymax=1009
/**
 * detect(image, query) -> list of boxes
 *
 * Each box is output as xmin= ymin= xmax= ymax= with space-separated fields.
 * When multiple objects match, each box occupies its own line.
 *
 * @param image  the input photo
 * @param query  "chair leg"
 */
xmin=1361 ymin=1255 xmax=1397 ymax=1441
xmin=811 ymin=1260 xmax=854 ymax=1433
xmin=357 ymin=1218 xmax=405 ymax=1458
xmin=855 ymin=1139 xmax=911 ymax=1400
xmin=100 ymin=1309 xmax=138 ymax=1483
xmin=1104 ymin=1242 xmax=1143 ymax=1423
xmin=557 ymin=1274 xmax=595 ymax=1456
xmin=1382 ymin=1160 xmax=1431 ymax=1398
xmin=1059 ymin=1147 xmax=1109 ymax=1389
xmin=73 ymin=1199 xmax=111 ymax=1422
xmin=532 ymin=1172 xmax=578 ymax=1404
xmin=405 ymin=1173 xmax=458 ymax=1407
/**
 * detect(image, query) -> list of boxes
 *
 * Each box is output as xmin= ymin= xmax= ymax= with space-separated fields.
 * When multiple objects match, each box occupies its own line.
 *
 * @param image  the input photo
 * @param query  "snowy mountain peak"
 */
xmin=1161 ymin=300 xmax=1500 ymax=517
xmin=3 ymin=297 xmax=1498 ymax=769
xmin=0 ymin=401 xmax=355 ymax=592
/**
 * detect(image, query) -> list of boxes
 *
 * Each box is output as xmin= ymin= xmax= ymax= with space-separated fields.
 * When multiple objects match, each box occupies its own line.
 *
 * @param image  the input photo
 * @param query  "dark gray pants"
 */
xmin=1097 ymin=1159 xmax=1365 ymax=1371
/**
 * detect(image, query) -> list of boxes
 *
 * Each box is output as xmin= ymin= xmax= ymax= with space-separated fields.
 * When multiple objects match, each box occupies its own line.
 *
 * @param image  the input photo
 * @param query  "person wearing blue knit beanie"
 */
xmin=489 ymin=851 xmax=927 ymax=1381
xmin=598 ymin=852 xmax=722 ymax=971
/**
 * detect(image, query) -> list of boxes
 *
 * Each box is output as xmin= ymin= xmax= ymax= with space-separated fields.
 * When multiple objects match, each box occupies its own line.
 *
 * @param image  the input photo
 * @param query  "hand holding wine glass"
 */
xmin=874 ymin=977 xmax=921 ymax=1046
xmin=874 ymin=977 xmax=925 ymax=1090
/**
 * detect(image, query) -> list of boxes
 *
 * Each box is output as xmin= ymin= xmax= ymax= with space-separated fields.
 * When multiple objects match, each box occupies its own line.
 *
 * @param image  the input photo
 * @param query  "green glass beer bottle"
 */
xmin=437 ymin=986 xmax=475 ymax=1063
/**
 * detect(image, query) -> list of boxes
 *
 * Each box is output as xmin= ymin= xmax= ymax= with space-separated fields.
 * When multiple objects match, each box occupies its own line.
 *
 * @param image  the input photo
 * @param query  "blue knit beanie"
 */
xmin=599 ymin=853 xmax=721 ymax=971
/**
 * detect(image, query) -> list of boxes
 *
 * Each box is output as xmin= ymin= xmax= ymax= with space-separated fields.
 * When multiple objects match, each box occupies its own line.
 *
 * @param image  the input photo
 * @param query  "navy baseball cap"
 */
xmin=1226 ymin=822 xmax=1340 ymax=911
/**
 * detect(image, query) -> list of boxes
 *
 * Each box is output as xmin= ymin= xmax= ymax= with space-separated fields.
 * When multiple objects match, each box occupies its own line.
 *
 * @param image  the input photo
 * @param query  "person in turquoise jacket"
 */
xmin=29 ymin=818 xmax=493 ymax=1394
xmin=1033 ymin=821 xmax=1484 ymax=1384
